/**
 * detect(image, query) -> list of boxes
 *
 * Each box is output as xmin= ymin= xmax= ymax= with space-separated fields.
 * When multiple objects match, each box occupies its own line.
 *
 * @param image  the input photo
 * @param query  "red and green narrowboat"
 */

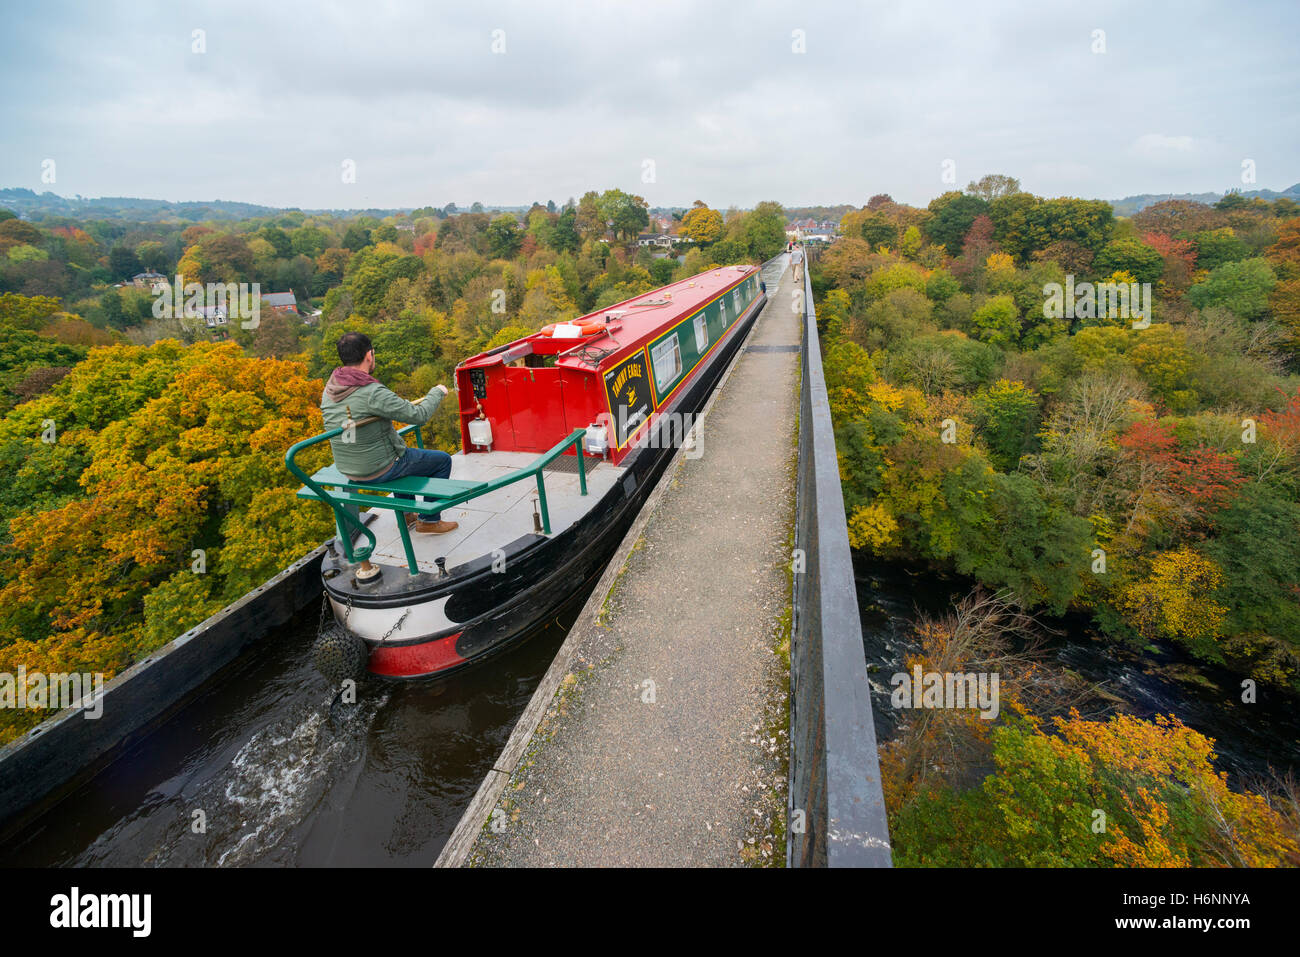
xmin=286 ymin=263 xmax=769 ymax=682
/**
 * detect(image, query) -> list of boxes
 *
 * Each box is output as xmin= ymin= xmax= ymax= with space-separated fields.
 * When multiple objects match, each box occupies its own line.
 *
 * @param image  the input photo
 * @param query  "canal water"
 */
xmin=855 ymin=554 xmax=1300 ymax=786
xmin=0 ymin=597 xmax=579 ymax=868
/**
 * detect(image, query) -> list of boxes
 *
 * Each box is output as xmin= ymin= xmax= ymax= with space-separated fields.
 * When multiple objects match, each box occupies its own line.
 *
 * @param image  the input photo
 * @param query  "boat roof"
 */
xmin=459 ymin=264 xmax=758 ymax=374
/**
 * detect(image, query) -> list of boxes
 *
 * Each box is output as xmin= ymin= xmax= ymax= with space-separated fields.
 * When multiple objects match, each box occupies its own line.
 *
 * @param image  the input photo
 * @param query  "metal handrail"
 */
xmin=788 ymin=245 xmax=892 ymax=867
xmin=285 ymin=426 xmax=589 ymax=569
xmin=284 ymin=421 xmax=425 ymax=563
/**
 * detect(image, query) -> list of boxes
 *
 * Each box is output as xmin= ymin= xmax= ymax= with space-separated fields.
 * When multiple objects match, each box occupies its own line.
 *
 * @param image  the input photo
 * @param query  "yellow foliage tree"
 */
xmin=848 ymin=502 xmax=899 ymax=551
xmin=985 ymin=251 xmax=1015 ymax=274
xmin=1120 ymin=546 xmax=1227 ymax=655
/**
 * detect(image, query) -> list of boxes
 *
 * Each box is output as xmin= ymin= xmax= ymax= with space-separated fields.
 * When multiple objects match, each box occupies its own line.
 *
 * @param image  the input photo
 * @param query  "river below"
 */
xmin=855 ymin=554 xmax=1300 ymax=786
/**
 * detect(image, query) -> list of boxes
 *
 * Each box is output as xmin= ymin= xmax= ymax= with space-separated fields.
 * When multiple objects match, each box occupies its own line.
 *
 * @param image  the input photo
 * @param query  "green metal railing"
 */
xmin=285 ymin=426 xmax=589 ymax=574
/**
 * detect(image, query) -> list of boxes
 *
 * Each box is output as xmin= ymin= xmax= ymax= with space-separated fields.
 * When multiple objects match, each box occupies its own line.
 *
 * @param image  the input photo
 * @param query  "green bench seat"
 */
xmin=296 ymin=464 xmax=486 ymax=509
xmin=297 ymin=466 xmax=489 ymax=575
xmin=287 ymin=427 xmax=589 ymax=576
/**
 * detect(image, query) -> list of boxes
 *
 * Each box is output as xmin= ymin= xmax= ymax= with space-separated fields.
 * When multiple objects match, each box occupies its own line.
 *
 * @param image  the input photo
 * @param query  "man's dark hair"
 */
xmin=337 ymin=332 xmax=373 ymax=365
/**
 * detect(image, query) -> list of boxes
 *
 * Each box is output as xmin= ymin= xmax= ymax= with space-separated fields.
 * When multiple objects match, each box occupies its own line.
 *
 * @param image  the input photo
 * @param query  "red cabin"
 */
xmin=455 ymin=264 xmax=763 ymax=467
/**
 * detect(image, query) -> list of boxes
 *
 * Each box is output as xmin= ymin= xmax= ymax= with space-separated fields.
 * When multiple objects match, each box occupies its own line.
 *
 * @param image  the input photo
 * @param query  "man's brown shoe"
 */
xmin=413 ymin=519 xmax=458 ymax=534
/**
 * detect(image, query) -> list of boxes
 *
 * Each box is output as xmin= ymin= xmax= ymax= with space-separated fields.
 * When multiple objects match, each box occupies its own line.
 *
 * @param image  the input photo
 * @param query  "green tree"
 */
xmin=259 ymin=226 xmax=292 ymax=258
xmin=999 ymin=197 xmax=1114 ymax=261
xmin=926 ymin=192 xmax=990 ymax=256
xmin=341 ymin=223 xmax=371 ymax=252
xmin=970 ymin=294 xmax=1022 ymax=346
xmin=1094 ymin=238 xmax=1164 ymax=285
xmin=1192 ymin=228 xmax=1250 ymax=270
xmin=737 ymin=201 xmax=788 ymax=261
xmin=108 ymin=245 xmax=142 ymax=279
xmin=966 ymin=174 xmax=1022 ymax=202
xmin=859 ymin=212 xmax=898 ymax=248
xmin=1204 ymin=484 xmax=1300 ymax=644
xmin=550 ymin=207 xmax=580 ymax=253
xmin=485 ymin=215 xmax=523 ymax=259
xmin=598 ymin=189 xmax=650 ymax=243
xmin=972 ymin=379 xmax=1040 ymax=470
xmin=1187 ymin=258 xmax=1277 ymax=319
xmin=291 ymin=226 xmax=331 ymax=258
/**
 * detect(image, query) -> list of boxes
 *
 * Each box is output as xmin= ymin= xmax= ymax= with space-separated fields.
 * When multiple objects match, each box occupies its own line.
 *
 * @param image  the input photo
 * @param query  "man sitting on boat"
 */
xmin=321 ymin=332 xmax=459 ymax=534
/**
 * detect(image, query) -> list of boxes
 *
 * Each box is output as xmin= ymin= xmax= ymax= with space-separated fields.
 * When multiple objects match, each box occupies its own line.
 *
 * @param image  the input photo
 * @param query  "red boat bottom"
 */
xmin=367 ymin=632 xmax=465 ymax=677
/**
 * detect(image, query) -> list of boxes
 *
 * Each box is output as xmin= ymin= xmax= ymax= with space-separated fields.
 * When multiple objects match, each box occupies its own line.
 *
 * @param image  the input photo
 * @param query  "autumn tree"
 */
xmin=925 ymin=191 xmax=989 ymax=256
xmin=893 ymin=710 xmax=1299 ymax=867
xmin=0 ymin=341 xmax=335 ymax=744
xmin=679 ymin=203 xmax=724 ymax=243
xmin=1119 ymin=546 xmax=1228 ymax=657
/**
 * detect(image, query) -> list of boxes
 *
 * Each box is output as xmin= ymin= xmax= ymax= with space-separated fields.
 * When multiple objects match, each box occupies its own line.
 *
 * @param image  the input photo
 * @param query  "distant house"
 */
xmin=636 ymin=233 xmax=674 ymax=248
xmin=788 ymin=218 xmax=838 ymax=240
xmin=261 ymin=292 xmax=299 ymax=316
xmin=192 ymin=305 xmax=227 ymax=328
xmin=131 ymin=271 xmax=168 ymax=294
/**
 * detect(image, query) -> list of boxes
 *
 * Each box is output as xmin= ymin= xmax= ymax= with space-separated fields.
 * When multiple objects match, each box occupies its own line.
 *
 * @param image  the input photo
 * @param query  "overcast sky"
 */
xmin=2 ymin=0 xmax=1297 ymax=211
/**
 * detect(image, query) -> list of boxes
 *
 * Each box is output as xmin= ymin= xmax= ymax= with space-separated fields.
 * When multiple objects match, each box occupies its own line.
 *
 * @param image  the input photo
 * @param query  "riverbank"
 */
xmin=854 ymin=554 xmax=1300 ymax=785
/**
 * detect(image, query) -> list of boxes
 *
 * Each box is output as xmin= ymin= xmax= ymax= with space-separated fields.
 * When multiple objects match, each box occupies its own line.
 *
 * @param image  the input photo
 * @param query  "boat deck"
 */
xmin=355 ymin=450 xmax=624 ymax=575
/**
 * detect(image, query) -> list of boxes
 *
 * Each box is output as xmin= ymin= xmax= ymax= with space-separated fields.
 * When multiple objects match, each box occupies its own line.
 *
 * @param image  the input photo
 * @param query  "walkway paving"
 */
xmin=451 ymin=257 xmax=801 ymax=866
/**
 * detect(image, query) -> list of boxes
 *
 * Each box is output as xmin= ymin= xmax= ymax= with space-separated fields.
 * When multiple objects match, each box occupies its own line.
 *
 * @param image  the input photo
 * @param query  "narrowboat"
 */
xmin=287 ymin=263 xmax=769 ymax=682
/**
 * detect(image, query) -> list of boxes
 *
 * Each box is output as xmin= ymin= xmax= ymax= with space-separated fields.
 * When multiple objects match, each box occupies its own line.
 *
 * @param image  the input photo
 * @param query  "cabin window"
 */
xmin=693 ymin=315 xmax=708 ymax=353
xmin=652 ymin=336 xmax=682 ymax=394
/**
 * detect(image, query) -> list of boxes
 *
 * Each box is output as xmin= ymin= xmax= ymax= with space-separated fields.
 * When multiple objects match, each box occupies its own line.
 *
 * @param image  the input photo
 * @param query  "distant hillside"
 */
xmin=7 ymin=184 xmax=1298 ymax=225
xmin=1109 ymin=183 xmax=1300 ymax=216
xmin=0 ymin=189 xmax=482 ymax=223
xmin=0 ymin=188 xmax=297 ymax=222
xmin=0 ymin=188 xmax=597 ymax=223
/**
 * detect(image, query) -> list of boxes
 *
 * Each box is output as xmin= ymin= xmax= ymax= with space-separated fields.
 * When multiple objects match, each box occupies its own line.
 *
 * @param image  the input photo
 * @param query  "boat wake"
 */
xmin=72 ymin=691 xmax=388 ymax=867
xmin=213 ymin=693 xmax=388 ymax=867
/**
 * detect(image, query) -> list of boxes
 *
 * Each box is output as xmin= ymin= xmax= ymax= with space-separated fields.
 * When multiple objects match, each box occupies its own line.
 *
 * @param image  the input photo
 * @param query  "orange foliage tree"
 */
xmin=891 ymin=709 xmax=1299 ymax=867
xmin=0 ymin=340 xmax=334 ymax=744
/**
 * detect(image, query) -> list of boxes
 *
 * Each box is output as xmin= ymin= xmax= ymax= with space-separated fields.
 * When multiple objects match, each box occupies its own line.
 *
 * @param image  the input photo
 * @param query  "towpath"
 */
xmin=440 ymin=256 xmax=800 ymax=866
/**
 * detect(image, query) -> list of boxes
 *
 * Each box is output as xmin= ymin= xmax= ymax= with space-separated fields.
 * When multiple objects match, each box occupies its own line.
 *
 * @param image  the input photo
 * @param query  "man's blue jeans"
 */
xmin=372 ymin=448 xmax=453 ymax=521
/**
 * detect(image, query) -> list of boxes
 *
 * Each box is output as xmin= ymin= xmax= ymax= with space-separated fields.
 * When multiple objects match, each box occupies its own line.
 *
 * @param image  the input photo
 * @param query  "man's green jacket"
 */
xmin=320 ymin=369 xmax=445 ymax=480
